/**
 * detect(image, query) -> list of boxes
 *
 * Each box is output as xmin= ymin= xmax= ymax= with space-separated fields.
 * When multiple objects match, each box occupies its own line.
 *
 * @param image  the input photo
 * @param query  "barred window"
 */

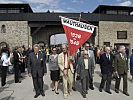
xmin=1 ymin=25 xmax=6 ymax=33
xmin=117 ymin=31 xmax=127 ymax=39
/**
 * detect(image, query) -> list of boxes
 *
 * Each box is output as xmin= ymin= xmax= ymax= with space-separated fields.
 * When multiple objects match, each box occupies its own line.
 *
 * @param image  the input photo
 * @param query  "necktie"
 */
xmin=107 ymin=54 xmax=110 ymax=60
xmin=122 ymin=54 xmax=125 ymax=60
xmin=36 ymin=53 xmax=38 ymax=59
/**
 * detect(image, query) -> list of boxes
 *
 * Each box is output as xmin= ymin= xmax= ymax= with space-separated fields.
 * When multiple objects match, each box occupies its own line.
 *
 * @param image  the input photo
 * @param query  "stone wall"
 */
xmin=98 ymin=21 xmax=133 ymax=51
xmin=0 ymin=21 xmax=32 ymax=49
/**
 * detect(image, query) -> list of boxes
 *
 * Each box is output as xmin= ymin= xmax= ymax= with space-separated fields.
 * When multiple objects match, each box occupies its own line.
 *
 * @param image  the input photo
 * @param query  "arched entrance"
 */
xmin=50 ymin=33 xmax=67 ymax=46
xmin=49 ymin=31 xmax=96 ymax=46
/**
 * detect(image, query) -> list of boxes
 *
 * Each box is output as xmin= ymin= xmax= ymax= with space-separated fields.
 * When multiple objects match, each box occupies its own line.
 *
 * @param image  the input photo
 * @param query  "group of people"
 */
xmin=0 ymin=46 xmax=32 ymax=86
xmin=0 ymin=42 xmax=133 ymax=99
xmin=27 ymin=43 xmax=132 ymax=99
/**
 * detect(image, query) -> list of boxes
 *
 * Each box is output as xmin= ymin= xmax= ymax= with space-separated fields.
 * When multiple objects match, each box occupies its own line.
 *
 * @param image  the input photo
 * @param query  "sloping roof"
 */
xmin=0 ymin=3 xmax=33 ymax=13
xmin=92 ymin=5 xmax=133 ymax=13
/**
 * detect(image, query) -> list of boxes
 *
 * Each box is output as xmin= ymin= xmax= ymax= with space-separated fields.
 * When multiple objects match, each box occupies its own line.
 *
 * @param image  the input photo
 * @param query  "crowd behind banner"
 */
xmin=0 ymin=43 xmax=133 ymax=99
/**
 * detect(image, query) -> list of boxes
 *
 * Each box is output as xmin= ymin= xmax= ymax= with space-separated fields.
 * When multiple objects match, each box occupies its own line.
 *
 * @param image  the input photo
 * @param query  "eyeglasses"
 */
xmin=85 ymin=46 xmax=89 ymax=47
xmin=84 ymin=54 xmax=88 ymax=55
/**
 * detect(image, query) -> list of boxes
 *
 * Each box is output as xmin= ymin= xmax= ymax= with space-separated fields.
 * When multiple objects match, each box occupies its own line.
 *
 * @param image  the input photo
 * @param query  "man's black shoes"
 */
xmin=34 ymin=93 xmax=40 ymax=98
xmin=72 ymin=87 xmax=76 ymax=91
xmin=82 ymin=94 xmax=86 ymax=98
xmin=89 ymin=86 xmax=94 ymax=90
xmin=40 ymin=92 xmax=45 ymax=96
xmin=106 ymin=90 xmax=112 ymax=94
xmin=115 ymin=89 xmax=119 ymax=93
xmin=123 ymin=92 xmax=129 ymax=96
xmin=99 ymin=88 xmax=102 ymax=92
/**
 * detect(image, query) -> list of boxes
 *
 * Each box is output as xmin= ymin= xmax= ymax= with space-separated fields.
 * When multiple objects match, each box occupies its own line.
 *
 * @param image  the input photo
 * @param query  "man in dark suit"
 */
xmin=99 ymin=47 xmax=113 ymax=94
xmin=28 ymin=44 xmax=47 ymax=98
xmin=114 ymin=46 xmax=129 ymax=96
xmin=77 ymin=50 xmax=94 ymax=98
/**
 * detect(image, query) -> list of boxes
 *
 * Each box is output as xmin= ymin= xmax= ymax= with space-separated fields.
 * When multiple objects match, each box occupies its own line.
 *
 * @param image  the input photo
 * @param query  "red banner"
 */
xmin=60 ymin=16 xmax=95 ymax=56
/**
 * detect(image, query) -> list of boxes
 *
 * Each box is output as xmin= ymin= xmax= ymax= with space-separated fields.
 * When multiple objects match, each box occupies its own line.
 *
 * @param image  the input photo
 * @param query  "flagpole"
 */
xmin=79 ymin=13 xmax=81 ymax=21
xmin=79 ymin=13 xmax=82 ymax=52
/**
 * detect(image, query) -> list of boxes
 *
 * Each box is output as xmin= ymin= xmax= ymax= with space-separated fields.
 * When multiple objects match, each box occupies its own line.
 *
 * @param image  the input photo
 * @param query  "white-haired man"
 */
xmin=58 ymin=44 xmax=74 ymax=99
xmin=114 ymin=46 xmax=129 ymax=96
xmin=77 ymin=50 xmax=94 ymax=98
xmin=99 ymin=47 xmax=113 ymax=94
xmin=28 ymin=44 xmax=47 ymax=98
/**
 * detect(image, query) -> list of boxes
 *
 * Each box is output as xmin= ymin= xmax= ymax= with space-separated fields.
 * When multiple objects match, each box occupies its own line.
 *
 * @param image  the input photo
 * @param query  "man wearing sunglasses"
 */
xmin=77 ymin=50 xmax=94 ymax=98
xmin=84 ymin=42 xmax=95 ymax=90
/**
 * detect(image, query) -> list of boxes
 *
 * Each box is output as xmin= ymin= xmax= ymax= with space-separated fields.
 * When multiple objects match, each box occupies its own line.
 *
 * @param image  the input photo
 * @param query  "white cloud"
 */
xmin=72 ymin=0 xmax=84 ymax=3
xmin=32 ymin=4 xmax=67 ymax=12
xmin=23 ymin=0 xmax=60 ymax=8
xmin=0 ymin=0 xmax=22 ymax=3
xmin=117 ymin=0 xmax=132 ymax=6
xmin=22 ymin=0 xmax=67 ymax=12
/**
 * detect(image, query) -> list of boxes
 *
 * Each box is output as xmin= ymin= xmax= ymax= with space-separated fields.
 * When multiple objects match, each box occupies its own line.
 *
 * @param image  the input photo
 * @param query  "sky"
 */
xmin=0 ymin=0 xmax=133 ymax=44
xmin=0 ymin=0 xmax=133 ymax=13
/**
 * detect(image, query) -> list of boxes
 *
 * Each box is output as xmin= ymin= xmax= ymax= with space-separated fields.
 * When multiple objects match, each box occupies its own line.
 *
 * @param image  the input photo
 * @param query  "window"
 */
xmin=106 ymin=10 xmax=117 ymax=14
xmin=104 ymin=42 xmax=110 ymax=46
xmin=1 ymin=25 xmax=6 ymax=33
xmin=118 ymin=10 xmax=129 ymax=15
xmin=8 ymin=8 xmax=20 ymax=13
xmin=0 ymin=8 xmax=20 ymax=13
xmin=117 ymin=31 xmax=127 ymax=39
xmin=0 ymin=8 xmax=7 ymax=13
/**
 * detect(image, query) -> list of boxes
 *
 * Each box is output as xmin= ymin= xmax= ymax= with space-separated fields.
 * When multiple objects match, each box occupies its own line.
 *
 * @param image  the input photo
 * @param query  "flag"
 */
xmin=60 ymin=16 xmax=95 ymax=56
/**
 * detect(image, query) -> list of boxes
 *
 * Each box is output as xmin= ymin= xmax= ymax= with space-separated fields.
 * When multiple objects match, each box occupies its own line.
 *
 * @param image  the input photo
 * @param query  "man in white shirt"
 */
xmin=84 ymin=42 xmax=95 ymax=90
xmin=58 ymin=44 xmax=74 ymax=99
xmin=77 ymin=50 xmax=94 ymax=98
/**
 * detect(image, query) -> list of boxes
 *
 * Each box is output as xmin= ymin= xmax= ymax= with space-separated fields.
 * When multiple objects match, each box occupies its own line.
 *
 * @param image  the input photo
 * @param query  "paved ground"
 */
xmin=0 ymin=64 xmax=133 ymax=100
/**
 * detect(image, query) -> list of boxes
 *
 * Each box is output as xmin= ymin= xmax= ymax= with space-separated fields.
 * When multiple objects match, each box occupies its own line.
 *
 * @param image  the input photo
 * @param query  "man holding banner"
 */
xmin=60 ymin=16 xmax=95 ymax=98
xmin=58 ymin=44 xmax=74 ymax=99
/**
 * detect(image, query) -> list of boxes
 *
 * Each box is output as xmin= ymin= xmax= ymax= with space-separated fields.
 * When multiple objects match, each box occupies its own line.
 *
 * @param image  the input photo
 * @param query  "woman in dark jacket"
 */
xmin=13 ymin=46 xmax=21 ymax=83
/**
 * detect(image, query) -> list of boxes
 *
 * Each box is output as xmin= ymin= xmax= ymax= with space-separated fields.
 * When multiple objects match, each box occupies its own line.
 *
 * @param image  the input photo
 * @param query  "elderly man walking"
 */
xmin=84 ymin=42 xmax=95 ymax=90
xmin=114 ymin=46 xmax=129 ymax=96
xmin=28 ymin=44 xmax=47 ymax=98
xmin=58 ymin=44 xmax=74 ymax=99
xmin=99 ymin=47 xmax=113 ymax=94
xmin=77 ymin=50 xmax=94 ymax=98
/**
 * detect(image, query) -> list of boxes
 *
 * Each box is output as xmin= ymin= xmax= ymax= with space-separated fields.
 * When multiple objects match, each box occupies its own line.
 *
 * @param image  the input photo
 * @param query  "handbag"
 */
xmin=76 ymin=75 xmax=81 ymax=80
xmin=0 ymin=59 xmax=3 ymax=67
xmin=10 ymin=57 xmax=14 ymax=65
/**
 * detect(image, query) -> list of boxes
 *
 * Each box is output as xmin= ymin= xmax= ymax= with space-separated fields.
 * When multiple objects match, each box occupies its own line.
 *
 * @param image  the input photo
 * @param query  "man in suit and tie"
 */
xmin=114 ymin=46 xmax=129 ymax=96
xmin=99 ymin=47 xmax=113 ymax=94
xmin=28 ymin=44 xmax=47 ymax=98
xmin=77 ymin=50 xmax=94 ymax=98
xmin=84 ymin=42 xmax=95 ymax=90
xmin=58 ymin=44 xmax=74 ymax=99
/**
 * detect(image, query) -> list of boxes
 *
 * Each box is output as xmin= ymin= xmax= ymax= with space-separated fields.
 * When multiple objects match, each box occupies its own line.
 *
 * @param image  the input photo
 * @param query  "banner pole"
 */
xmin=79 ymin=13 xmax=82 ymax=52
